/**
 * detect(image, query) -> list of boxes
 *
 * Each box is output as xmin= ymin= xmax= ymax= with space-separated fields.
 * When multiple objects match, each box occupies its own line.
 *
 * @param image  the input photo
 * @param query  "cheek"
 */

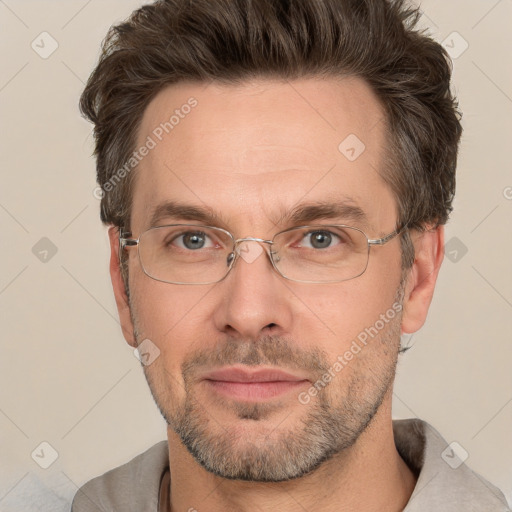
xmin=298 ymin=277 xmax=400 ymax=354
xmin=129 ymin=275 xmax=212 ymax=367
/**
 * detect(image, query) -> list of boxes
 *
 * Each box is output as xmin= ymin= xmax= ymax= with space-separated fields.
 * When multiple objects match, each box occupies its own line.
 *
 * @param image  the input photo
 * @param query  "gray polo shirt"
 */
xmin=71 ymin=418 xmax=510 ymax=511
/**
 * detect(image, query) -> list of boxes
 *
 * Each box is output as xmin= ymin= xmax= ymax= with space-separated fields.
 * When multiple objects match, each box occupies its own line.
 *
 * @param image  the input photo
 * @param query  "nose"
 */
xmin=212 ymin=239 xmax=293 ymax=339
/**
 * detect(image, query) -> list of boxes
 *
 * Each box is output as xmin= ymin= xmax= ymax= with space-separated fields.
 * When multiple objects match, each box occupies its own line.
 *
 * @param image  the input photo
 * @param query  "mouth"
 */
xmin=200 ymin=367 xmax=310 ymax=401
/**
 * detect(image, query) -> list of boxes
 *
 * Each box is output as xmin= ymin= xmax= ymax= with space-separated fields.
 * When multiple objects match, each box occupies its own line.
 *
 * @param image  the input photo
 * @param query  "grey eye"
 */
xmin=301 ymin=230 xmax=342 ymax=249
xmin=181 ymin=232 xmax=207 ymax=250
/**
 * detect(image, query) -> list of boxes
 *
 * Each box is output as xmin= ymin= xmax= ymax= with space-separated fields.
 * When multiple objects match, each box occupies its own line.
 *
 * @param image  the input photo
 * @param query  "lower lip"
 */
xmin=205 ymin=380 xmax=309 ymax=401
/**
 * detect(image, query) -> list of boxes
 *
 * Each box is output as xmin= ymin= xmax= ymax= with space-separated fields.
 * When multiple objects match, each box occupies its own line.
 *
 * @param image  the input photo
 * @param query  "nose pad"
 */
xmin=226 ymin=251 xmax=236 ymax=267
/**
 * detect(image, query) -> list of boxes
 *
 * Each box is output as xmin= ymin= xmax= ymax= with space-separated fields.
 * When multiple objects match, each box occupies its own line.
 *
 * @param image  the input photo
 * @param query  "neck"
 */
xmin=165 ymin=394 xmax=416 ymax=512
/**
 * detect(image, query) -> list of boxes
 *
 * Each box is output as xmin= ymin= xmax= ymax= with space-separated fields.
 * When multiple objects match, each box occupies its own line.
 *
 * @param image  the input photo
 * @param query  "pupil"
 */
xmin=184 ymin=232 xmax=205 ymax=249
xmin=312 ymin=232 xmax=331 ymax=249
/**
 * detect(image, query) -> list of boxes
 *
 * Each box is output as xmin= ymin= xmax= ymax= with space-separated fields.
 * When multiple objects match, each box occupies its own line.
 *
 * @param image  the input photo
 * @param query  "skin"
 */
xmin=108 ymin=77 xmax=444 ymax=511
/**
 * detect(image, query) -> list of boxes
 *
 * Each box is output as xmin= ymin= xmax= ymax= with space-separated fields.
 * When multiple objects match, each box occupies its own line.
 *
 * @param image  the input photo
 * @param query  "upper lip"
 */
xmin=201 ymin=367 xmax=309 ymax=383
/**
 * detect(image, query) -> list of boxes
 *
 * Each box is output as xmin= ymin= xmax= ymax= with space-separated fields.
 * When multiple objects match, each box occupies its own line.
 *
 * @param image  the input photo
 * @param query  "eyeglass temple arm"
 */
xmin=368 ymin=224 xmax=407 ymax=246
xmin=119 ymin=230 xmax=138 ymax=250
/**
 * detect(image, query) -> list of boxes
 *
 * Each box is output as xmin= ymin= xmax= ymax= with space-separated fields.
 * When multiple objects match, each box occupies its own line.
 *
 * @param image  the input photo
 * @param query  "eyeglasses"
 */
xmin=119 ymin=223 xmax=406 ymax=285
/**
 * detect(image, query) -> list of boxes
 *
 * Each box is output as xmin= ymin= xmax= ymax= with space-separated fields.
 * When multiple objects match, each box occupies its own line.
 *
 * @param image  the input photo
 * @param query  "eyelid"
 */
xmin=278 ymin=226 xmax=343 ymax=249
xmin=302 ymin=228 xmax=342 ymax=242
xmin=168 ymin=226 xmax=227 ymax=250
xmin=153 ymin=223 xmax=359 ymax=243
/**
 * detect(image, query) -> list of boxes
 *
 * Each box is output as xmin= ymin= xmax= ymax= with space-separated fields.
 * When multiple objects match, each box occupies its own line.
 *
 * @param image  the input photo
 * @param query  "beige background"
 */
xmin=1 ymin=0 xmax=511 ymax=509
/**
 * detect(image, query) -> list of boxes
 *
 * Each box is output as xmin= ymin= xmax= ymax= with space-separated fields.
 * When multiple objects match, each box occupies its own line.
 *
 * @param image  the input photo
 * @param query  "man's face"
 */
xmin=123 ymin=77 xmax=406 ymax=481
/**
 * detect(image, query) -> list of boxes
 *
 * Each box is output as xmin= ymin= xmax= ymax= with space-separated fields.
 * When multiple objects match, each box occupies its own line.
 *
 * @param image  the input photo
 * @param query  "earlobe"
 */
xmin=108 ymin=226 xmax=137 ymax=347
xmin=401 ymin=225 xmax=444 ymax=334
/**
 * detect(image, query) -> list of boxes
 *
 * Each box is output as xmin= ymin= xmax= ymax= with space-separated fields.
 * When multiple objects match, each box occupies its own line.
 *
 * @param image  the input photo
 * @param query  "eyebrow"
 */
xmin=149 ymin=201 xmax=229 ymax=229
xmin=280 ymin=200 xmax=369 ymax=228
xmin=148 ymin=199 xmax=369 ymax=231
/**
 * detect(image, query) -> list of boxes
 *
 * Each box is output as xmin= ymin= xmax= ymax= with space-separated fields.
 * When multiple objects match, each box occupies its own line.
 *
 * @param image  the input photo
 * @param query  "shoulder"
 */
xmin=71 ymin=440 xmax=169 ymax=512
xmin=394 ymin=419 xmax=510 ymax=512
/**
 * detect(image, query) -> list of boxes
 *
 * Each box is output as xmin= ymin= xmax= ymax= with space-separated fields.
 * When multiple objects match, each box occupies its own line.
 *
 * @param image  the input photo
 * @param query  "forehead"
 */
xmin=131 ymin=77 xmax=395 ymax=234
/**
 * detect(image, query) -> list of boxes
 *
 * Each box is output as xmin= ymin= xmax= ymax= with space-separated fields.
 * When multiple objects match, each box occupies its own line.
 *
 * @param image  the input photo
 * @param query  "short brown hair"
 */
xmin=80 ymin=0 xmax=462 ymax=268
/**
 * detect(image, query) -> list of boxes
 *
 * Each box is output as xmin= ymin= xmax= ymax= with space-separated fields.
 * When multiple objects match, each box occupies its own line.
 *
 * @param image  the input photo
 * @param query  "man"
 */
xmin=72 ymin=0 xmax=510 ymax=510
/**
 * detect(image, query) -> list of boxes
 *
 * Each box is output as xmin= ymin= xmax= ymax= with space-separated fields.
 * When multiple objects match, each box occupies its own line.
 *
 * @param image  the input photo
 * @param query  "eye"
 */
xmin=299 ymin=230 xmax=343 ymax=249
xmin=171 ymin=231 xmax=216 ymax=250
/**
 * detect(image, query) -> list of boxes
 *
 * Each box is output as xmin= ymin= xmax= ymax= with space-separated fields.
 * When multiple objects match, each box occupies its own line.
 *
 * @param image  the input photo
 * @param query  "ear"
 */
xmin=108 ymin=226 xmax=137 ymax=347
xmin=401 ymin=225 xmax=444 ymax=334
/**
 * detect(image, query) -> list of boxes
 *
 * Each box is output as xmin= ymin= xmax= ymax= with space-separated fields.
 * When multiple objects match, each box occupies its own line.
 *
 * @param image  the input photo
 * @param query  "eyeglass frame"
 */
xmin=119 ymin=222 xmax=408 ymax=285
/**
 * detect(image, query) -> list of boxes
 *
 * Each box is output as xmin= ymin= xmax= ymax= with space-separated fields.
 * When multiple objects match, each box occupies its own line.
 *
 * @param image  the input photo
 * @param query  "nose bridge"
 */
xmin=234 ymin=236 xmax=273 ymax=246
xmin=229 ymin=237 xmax=275 ymax=272
xmin=215 ymin=235 xmax=290 ymax=339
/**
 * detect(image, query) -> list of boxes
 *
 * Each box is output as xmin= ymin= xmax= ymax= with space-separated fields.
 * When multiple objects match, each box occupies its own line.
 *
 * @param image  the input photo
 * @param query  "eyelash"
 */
xmin=168 ymin=228 xmax=346 ymax=251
